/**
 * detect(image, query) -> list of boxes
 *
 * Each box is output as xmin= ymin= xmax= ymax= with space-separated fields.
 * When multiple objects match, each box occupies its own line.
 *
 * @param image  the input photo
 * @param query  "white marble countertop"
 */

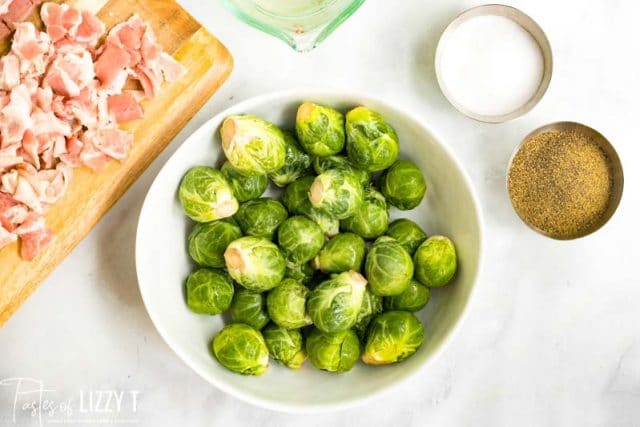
xmin=2 ymin=0 xmax=639 ymax=425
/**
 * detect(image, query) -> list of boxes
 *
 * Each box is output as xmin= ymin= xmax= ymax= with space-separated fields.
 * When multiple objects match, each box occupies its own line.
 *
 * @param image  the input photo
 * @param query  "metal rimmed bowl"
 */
xmin=507 ymin=121 xmax=624 ymax=240
xmin=435 ymin=4 xmax=553 ymax=123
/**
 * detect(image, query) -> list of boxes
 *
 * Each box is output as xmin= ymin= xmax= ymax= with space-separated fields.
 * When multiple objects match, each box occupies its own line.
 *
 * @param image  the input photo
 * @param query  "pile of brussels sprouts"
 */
xmin=178 ymin=102 xmax=458 ymax=375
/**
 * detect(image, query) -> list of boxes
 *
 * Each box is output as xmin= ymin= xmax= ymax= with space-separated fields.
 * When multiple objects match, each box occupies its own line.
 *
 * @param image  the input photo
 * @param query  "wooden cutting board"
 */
xmin=0 ymin=0 xmax=233 ymax=325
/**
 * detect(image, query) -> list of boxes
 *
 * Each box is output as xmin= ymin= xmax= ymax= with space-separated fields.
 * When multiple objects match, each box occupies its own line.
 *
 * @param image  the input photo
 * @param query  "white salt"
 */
xmin=439 ymin=15 xmax=544 ymax=117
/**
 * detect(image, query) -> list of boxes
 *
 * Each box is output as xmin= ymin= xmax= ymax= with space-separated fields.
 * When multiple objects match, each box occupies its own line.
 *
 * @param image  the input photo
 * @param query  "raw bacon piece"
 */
xmin=15 ymin=213 xmax=53 ymax=260
xmin=94 ymin=127 xmax=133 ymax=160
xmin=11 ymin=22 xmax=52 ymax=77
xmin=94 ymin=43 xmax=130 ymax=92
xmin=41 ymin=2 xmax=104 ymax=47
xmin=1 ymin=0 xmax=37 ymax=29
xmin=0 ymin=223 xmax=17 ymax=249
xmin=0 ymin=53 xmax=20 ymax=90
xmin=108 ymin=92 xmax=142 ymax=123
xmin=43 ymin=46 xmax=94 ymax=97
xmin=1 ymin=84 xmax=32 ymax=145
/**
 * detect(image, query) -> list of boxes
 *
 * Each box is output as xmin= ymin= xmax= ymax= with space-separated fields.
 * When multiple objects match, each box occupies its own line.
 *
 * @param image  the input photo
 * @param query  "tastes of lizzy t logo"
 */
xmin=0 ymin=378 xmax=140 ymax=426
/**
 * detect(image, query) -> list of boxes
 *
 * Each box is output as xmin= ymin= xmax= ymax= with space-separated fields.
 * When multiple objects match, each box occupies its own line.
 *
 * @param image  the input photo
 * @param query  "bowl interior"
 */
xmin=136 ymin=91 xmax=483 ymax=412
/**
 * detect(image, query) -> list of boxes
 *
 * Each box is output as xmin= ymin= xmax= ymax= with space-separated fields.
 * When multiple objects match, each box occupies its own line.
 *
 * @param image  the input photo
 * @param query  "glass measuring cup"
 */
xmin=222 ymin=0 xmax=365 ymax=52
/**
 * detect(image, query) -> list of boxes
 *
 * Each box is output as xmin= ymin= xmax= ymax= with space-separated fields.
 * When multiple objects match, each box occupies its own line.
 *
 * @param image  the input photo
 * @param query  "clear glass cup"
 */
xmin=222 ymin=0 xmax=365 ymax=52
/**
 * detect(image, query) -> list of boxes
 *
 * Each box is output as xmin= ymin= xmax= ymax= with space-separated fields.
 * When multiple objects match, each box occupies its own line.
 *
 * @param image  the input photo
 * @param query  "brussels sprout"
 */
xmin=414 ymin=236 xmax=457 ymax=287
xmin=295 ymin=102 xmax=345 ymax=157
xmin=306 ymin=210 xmax=340 ymax=237
xmin=178 ymin=166 xmax=239 ymax=222
xmin=362 ymin=311 xmax=424 ymax=365
xmin=346 ymin=106 xmax=399 ymax=172
xmin=365 ymin=237 xmax=414 ymax=296
xmin=220 ymin=115 xmax=286 ymax=175
xmin=221 ymin=161 xmax=268 ymax=202
xmin=312 ymin=155 xmax=370 ymax=186
xmin=306 ymin=328 xmax=360 ymax=373
xmin=229 ymin=289 xmax=270 ymax=330
xmin=234 ymin=198 xmax=288 ymax=239
xmin=340 ymin=187 xmax=389 ymax=239
xmin=185 ymin=268 xmax=234 ymax=315
xmin=307 ymin=271 xmax=367 ymax=333
xmin=282 ymin=176 xmax=340 ymax=236
xmin=224 ymin=237 xmax=286 ymax=292
xmin=212 ymin=324 xmax=269 ymax=375
xmin=309 ymin=169 xmax=363 ymax=220
xmin=384 ymin=279 xmax=430 ymax=312
xmin=263 ymin=324 xmax=306 ymax=370
xmin=353 ymin=289 xmax=383 ymax=341
xmin=284 ymin=260 xmax=314 ymax=284
xmin=312 ymin=232 xmax=366 ymax=273
xmin=385 ymin=219 xmax=427 ymax=255
xmin=269 ymin=131 xmax=312 ymax=187
xmin=188 ymin=218 xmax=242 ymax=268
xmin=380 ymin=160 xmax=427 ymax=210
xmin=266 ymin=279 xmax=312 ymax=329
xmin=277 ymin=216 xmax=325 ymax=264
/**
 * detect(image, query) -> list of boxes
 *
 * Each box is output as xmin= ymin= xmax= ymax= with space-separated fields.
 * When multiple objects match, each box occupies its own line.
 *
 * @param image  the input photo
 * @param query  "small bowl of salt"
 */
xmin=435 ymin=4 xmax=552 ymax=123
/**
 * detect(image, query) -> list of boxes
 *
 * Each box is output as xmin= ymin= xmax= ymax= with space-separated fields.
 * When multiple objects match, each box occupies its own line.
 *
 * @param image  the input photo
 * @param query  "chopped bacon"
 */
xmin=0 ymin=53 xmax=20 ymax=90
xmin=0 ymin=223 xmax=17 ymax=249
xmin=0 ymin=3 xmax=185 ymax=260
xmin=108 ymin=92 xmax=142 ymax=123
xmin=1 ymin=0 xmax=39 ymax=30
xmin=15 ymin=213 xmax=54 ymax=260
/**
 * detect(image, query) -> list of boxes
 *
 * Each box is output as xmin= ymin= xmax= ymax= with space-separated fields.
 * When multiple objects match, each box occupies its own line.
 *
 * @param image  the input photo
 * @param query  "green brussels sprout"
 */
xmin=365 ymin=237 xmax=414 ymax=296
xmin=178 ymin=166 xmax=239 ymax=222
xmin=384 ymin=279 xmax=430 ymax=312
xmin=380 ymin=160 xmax=427 ymax=210
xmin=234 ymin=198 xmax=288 ymax=239
xmin=312 ymin=155 xmax=370 ymax=186
xmin=306 ymin=328 xmax=360 ymax=373
xmin=266 ymin=279 xmax=312 ymax=329
xmin=212 ymin=324 xmax=269 ymax=375
xmin=220 ymin=115 xmax=286 ymax=175
xmin=221 ymin=161 xmax=268 ymax=202
xmin=305 ymin=209 xmax=340 ymax=237
xmin=224 ymin=237 xmax=286 ymax=292
xmin=307 ymin=271 xmax=367 ymax=333
xmin=295 ymin=102 xmax=345 ymax=157
xmin=346 ymin=106 xmax=399 ymax=172
xmin=385 ymin=219 xmax=427 ymax=255
xmin=282 ymin=176 xmax=340 ymax=236
xmin=229 ymin=289 xmax=270 ymax=330
xmin=263 ymin=324 xmax=306 ymax=370
xmin=413 ymin=236 xmax=457 ymax=287
xmin=269 ymin=131 xmax=312 ymax=187
xmin=353 ymin=289 xmax=383 ymax=341
xmin=284 ymin=260 xmax=314 ymax=284
xmin=340 ymin=187 xmax=389 ymax=239
xmin=185 ymin=268 xmax=234 ymax=315
xmin=277 ymin=216 xmax=325 ymax=264
xmin=188 ymin=218 xmax=242 ymax=268
xmin=309 ymin=169 xmax=364 ymax=220
xmin=362 ymin=311 xmax=424 ymax=365
xmin=312 ymin=232 xmax=366 ymax=273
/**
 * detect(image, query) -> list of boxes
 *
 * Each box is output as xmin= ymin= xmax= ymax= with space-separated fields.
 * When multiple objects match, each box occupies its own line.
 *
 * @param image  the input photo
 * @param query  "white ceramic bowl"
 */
xmin=136 ymin=90 xmax=484 ymax=413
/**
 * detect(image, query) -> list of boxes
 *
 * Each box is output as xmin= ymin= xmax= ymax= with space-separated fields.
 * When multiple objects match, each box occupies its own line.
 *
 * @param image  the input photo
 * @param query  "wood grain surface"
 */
xmin=0 ymin=0 xmax=233 ymax=325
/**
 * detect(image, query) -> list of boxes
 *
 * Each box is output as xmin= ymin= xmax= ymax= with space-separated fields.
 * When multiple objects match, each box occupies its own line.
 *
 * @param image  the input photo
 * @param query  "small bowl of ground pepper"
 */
xmin=507 ymin=122 xmax=624 ymax=240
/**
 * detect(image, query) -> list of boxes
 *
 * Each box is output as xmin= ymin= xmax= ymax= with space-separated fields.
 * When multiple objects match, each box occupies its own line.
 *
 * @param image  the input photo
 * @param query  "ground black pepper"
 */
xmin=508 ymin=129 xmax=614 ymax=239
